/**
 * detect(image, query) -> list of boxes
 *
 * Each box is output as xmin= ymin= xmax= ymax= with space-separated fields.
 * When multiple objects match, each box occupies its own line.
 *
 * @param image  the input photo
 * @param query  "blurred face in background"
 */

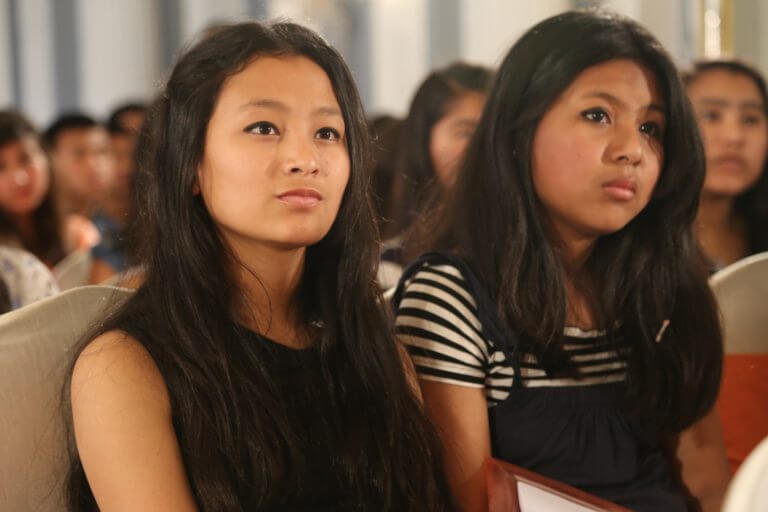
xmin=0 ymin=136 xmax=50 ymax=217
xmin=109 ymin=132 xmax=135 ymax=197
xmin=429 ymin=90 xmax=486 ymax=188
xmin=118 ymin=110 xmax=145 ymax=137
xmin=50 ymin=126 xmax=114 ymax=204
xmin=687 ymin=70 xmax=768 ymax=199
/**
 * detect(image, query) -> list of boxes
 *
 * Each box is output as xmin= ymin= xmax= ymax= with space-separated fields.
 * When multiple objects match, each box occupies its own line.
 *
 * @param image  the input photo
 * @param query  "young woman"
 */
xmin=384 ymin=62 xmax=492 ymax=264
xmin=394 ymin=11 xmax=729 ymax=512
xmin=684 ymin=60 xmax=768 ymax=270
xmin=67 ymin=22 xmax=452 ymax=511
xmin=0 ymin=111 xmax=66 ymax=266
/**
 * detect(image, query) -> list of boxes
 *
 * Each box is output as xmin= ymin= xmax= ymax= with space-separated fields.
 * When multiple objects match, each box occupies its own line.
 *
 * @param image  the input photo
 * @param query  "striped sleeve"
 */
xmin=395 ymin=263 xmax=489 ymax=388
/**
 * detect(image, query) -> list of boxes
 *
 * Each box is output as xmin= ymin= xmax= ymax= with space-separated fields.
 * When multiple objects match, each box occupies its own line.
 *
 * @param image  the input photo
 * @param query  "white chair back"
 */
xmin=0 ymin=285 xmax=132 ymax=511
xmin=723 ymin=435 xmax=768 ymax=512
xmin=709 ymin=251 xmax=768 ymax=353
xmin=52 ymin=250 xmax=93 ymax=291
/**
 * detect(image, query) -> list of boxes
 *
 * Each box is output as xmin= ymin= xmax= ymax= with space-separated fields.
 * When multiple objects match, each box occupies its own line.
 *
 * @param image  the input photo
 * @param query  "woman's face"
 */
xmin=687 ymin=69 xmax=768 ymax=199
xmin=429 ymin=91 xmax=485 ymax=188
xmin=0 ymin=135 xmax=51 ymax=217
xmin=531 ymin=59 xmax=665 ymax=247
xmin=197 ymin=55 xmax=350 ymax=253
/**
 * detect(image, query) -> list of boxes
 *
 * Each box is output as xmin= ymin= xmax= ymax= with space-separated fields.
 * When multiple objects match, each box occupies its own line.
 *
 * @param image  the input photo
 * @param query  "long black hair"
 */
xmin=683 ymin=59 xmax=768 ymax=255
xmin=416 ymin=11 xmax=722 ymax=434
xmin=387 ymin=62 xmax=492 ymax=241
xmin=0 ymin=110 xmax=65 ymax=265
xmin=66 ymin=22 xmax=452 ymax=511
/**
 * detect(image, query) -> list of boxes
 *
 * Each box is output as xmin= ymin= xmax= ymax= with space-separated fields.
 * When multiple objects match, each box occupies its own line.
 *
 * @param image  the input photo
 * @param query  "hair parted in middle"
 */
xmin=65 ymin=21 xmax=453 ymax=512
xmin=413 ymin=10 xmax=722 ymax=435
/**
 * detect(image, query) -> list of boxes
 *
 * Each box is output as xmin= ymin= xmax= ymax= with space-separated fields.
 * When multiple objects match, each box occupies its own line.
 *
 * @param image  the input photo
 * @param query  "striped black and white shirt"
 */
xmin=395 ymin=262 xmax=628 ymax=406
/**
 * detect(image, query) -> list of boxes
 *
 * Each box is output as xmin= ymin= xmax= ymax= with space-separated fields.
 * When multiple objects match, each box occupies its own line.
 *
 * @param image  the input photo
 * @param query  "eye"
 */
xmin=699 ymin=110 xmax=720 ymax=122
xmin=244 ymin=121 xmax=279 ymax=136
xmin=315 ymin=127 xmax=341 ymax=141
xmin=581 ymin=108 xmax=610 ymax=124
xmin=742 ymin=114 xmax=764 ymax=126
xmin=640 ymin=121 xmax=663 ymax=138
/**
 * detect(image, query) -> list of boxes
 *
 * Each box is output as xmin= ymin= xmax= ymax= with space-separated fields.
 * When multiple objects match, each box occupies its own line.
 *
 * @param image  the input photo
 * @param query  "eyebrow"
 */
xmin=697 ymin=97 xmax=765 ymax=111
xmin=238 ymin=99 xmax=342 ymax=117
xmin=450 ymin=119 xmax=479 ymax=126
xmin=583 ymin=91 xmax=665 ymax=116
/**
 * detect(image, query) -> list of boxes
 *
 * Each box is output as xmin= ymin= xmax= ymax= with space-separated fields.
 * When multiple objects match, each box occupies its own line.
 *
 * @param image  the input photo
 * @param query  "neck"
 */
xmin=696 ymin=193 xmax=748 ymax=265
xmin=543 ymin=219 xmax=597 ymax=329
xmin=698 ymin=193 xmax=736 ymax=231
xmin=548 ymin=223 xmax=595 ymax=271
xmin=229 ymin=239 xmax=308 ymax=348
xmin=12 ymin=214 xmax=38 ymax=247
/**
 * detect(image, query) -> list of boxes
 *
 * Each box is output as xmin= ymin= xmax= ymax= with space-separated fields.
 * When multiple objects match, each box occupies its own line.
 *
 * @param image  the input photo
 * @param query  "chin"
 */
xmin=703 ymin=182 xmax=755 ymax=198
xmin=277 ymin=231 xmax=332 ymax=249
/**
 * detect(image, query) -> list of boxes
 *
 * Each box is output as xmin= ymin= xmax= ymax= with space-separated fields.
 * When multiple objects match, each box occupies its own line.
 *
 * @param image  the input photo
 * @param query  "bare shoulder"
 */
xmin=71 ymin=331 xmax=198 ymax=510
xmin=71 ymin=330 xmax=169 ymax=414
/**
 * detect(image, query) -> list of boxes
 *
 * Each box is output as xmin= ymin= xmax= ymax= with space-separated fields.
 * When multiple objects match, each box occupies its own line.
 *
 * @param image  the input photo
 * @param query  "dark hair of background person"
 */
xmin=64 ymin=22 xmax=453 ymax=512
xmin=106 ymin=102 xmax=146 ymax=133
xmin=387 ymin=62 xmax=493 ymax=242
xmin=368 ymin=114 xmax=402 ymax=236
xmin=41 ymin=113 xmax=99 ymax=152
xmin=683 ymin=59 xmax=768 ymax=255
xmin=0 ymin=276 xmax=10 ymax=314
xmin=412 ymin=10 xmax=723 ymax=435
xmin=0 ymin=110 xmax=65 ymax=265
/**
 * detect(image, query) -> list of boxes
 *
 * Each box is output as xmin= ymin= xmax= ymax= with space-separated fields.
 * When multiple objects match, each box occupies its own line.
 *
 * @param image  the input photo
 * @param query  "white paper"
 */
xmin=518 ymin=480 xmax=598 ymax=512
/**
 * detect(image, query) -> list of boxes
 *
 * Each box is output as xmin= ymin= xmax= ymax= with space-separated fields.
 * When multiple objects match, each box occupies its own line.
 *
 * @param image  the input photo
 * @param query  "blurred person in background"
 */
xmin=368 ymin=114 xmax=402 ymax=236
xmin=685 ymin=59 xmax=768 ymax=474
xmin=0 ymin=245 xmax=59 ymax=313
xmin=684 ymin=60 xmax=768 ymax=270
xmin=88 ymin=123 xmax=136 ymax=283
xmin=43 ymin=114 xmax=115 ymax=252
xmin=383 ymin=62 xmax=492 ymax=278
xmin=106 ymin=102 xmax=146 ymax=138
xmin=368 ymin=114 xmax=403 ymax=288
xmin=0 ymin=110 xmax=66 ymax=266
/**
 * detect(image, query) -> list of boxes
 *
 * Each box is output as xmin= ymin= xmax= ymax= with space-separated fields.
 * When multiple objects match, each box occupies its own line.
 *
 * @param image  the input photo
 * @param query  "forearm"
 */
xmin=674 ymin=409 xmax=731 ymax=512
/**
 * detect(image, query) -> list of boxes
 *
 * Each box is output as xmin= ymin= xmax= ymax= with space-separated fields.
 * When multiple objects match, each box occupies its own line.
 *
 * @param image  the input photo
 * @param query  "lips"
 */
xmin=711 ymin=154 xmax=746 ymax=169
xmin=602 ymin=177 xmax=636 ymax=200
xmin=277 ymin=188 xmax=323 ymax=207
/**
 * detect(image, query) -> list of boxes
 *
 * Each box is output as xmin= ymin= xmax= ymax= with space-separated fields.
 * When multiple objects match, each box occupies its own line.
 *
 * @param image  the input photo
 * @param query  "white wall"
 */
xmin=459 ymin=0 xmax=571 ymax=67
xmin=367 ymin=0 xmax=429 ymax=116
xmin=4 ymin=0 xmax=767 ymax=125
xmin=605 ymin=0 xmax=696 ymax=67
xmin=0 ymin=0 xmax=13 ymax=107
xmin=179 ymin=0 xmax=249 ymax=44
xmin=77 ymin=0 xmax=162 ymax=119
xmin=14 ymin=0 xmax=56 ymax=126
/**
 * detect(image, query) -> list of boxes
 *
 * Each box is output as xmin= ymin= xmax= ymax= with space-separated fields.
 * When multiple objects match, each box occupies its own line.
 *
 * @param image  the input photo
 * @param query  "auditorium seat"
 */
xmin=0 ymin=285 xmax=131 ymax=511
xmin=710 ymin=251 xmax=768 ymax=472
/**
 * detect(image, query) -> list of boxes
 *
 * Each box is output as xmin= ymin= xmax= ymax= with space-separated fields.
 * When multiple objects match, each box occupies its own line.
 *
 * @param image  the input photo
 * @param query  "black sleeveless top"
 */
xmin=237 ymin=327 xmax=344 ymax=511
xmin=393 ymin=252 xmax=689 ymax=512
xmin=69 ymin=326 xmax=345 ymax=512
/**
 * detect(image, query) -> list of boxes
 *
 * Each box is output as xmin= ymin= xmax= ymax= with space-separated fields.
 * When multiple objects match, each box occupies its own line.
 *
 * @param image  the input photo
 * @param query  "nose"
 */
xmin=720 ymin=113 xmax=745 ymax=147
xmin=279 ymin=133 xmax=319 ymax=176
xmin=608 ymin=124 xmax=643 ymax=166
xmin=13 ymin=167 xmax=31 ymax=186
